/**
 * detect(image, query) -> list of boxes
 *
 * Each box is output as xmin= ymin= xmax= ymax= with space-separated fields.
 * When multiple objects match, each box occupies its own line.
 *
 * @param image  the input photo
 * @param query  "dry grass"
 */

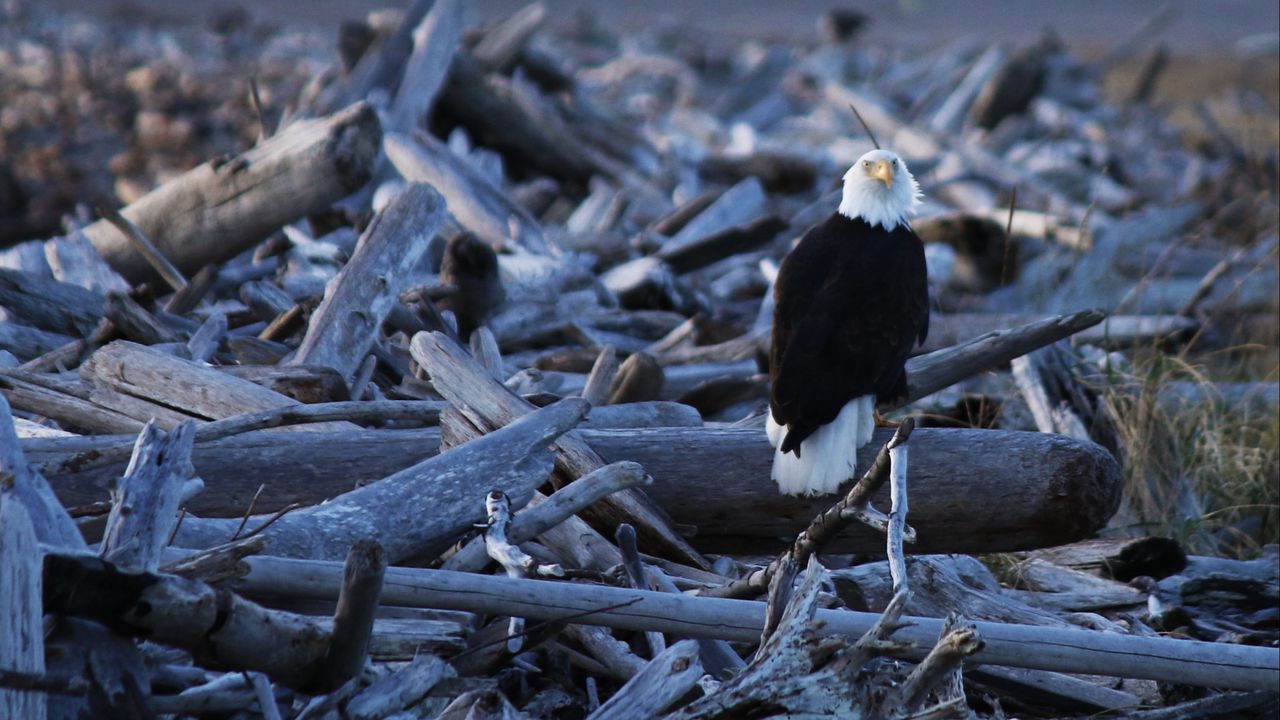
xmin=1095 ymin=348 xmax=1279 ymax=557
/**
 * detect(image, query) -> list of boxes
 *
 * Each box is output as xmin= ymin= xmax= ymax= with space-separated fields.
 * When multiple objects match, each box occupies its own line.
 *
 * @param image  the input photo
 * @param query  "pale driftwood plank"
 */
xmin=385 ymin=0 xmax=463 ymax=135
xmin=81 ymin=102 xmax=381 ymax=283
xmin=385 ymin=131 xmax=550 ymax=254
xmin=80 ymin=341 xmax=354 ymax=431
xmin=290 ymin=183 xmax=446 ymax=379
xmin=0 ymin=368 xmax=147 ymax=434
xmin=587 ymin=640 xmax=702 ymax=720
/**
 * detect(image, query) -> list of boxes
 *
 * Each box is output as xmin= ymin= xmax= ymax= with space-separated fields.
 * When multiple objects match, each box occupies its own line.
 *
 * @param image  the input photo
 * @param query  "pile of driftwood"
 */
xmin=1 ymin=0 xmax=1277 ymax=718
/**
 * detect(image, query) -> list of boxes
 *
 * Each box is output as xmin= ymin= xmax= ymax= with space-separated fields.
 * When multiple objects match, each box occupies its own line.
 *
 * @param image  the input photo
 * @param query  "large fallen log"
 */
xmin=80 ymin=102 xmax=381 ymax=283
xmin=33 ymin=423 xmax=1119 ymax=555
xmin=231 ymin=558 xmax=1280 ymax=691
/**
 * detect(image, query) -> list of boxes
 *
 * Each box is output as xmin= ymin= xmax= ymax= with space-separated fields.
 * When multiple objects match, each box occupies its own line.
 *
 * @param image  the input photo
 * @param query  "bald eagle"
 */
xmin=766 ymin=149 xmax=929 ymax=495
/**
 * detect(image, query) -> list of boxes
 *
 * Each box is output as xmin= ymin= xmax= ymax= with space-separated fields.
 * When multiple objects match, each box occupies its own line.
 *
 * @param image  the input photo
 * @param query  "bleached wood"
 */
xmin=45 ymin=399 xmax=445 ymax=480
xmin=80 ymin=340 xmax=355 ymax=431
xmin=232 ymin=557 xmax=1280 ymax=690
xmin=616 ymin=524 xmax=666 ymax=656
xmin=102 ymin=291 xmax=183 ymax=346
xmin=437 ymin=411 xmax=629 ymax=574
xmin=922 ymin=313 xmax=1197 ymax=354
xmin=886 ymin=440 xmax=909 ymax=596
xmin=0 ymin=268 xmax=103 ymax=336
xmin=889 ymin=616 xmax=983 ymax=717
xmin=469 ymin=326 xmax=506 ymax=382
xmin=0 ymin=496 xmax=45 ymax=720
xmin=82 ymin=103 xmax=381 ymax=283
xmin=386 ymin=131 xmax=550 ymax=254
xmin=169 ymin=398 xmax=589 ymax=563
xmin=587 ymin=640 xmax=702 ymax=720
xmin=43 ymin=551 xmax=330 ymax=690
xmin=345 ymin=654 xmax=453 ymax=720
xmin=0 ymin=395 xmax=83 ymax=549
xmin=386 ymin=0 xmax=463 ymax=135
xmin=410 ymin=330 xmax=707 ymax=568
xmin=666 ymin=177 xmax=766 ymax=246
xmin=472 ymin=1 xmax=547 ymax=71
xmin=100 ymin=421 xmax=199 ymax=572
xmin=581 ymin=344 xmax=619 ymax=406
xmin=291 ymin=183 xmax=446 ymax=379
xmin=250 ymin=673 xmax=283 ymax=720
xmin=483 ymin=491 xmax=564 ymax=580
xmin=904 ymin=309 xmax=1106 ymax=406
xmin=186 ymin=311 xmax=226 ymax=363
xmin=42 ymin=231 xmax=131 ymax=295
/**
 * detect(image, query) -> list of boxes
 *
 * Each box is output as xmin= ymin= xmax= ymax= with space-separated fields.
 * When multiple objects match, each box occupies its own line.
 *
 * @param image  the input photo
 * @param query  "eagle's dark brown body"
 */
xmin=769 ymin=213 xmax=930 ymax=455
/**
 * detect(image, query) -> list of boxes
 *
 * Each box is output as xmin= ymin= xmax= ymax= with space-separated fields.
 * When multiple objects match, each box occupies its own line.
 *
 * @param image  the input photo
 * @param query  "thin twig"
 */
xmin=849 ymin=102 xmax=881 ymax=149
xmin=236 ymin=502 xmax=304 ymax=541
xmin=97 ymin=205 xmax=188 ymax=292
xmin=249 ymin=76 xmax=267 ymax=144
xmin=231 ymin=483 xmax=267 ymax=541
xmin=449 ymin=597 xmax=644 ymax=662
xmin=1000 ymin=185 xmax=1018 ymax=286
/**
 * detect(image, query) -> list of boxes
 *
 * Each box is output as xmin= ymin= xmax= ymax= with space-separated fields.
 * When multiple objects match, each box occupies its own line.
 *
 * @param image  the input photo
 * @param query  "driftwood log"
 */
xmin=168 ymin=398 xmax=588 ymax=562
xmin=81 ymin=102 xmax=381 ymax=283
xmin=34 ymin=423 xmax=1120 ymax=554
xmin=232 ymin=556 xmax=1280 ymax=691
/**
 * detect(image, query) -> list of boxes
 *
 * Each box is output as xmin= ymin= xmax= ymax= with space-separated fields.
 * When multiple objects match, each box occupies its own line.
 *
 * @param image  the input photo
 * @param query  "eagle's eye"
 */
xmin=862 ymin=160 xmax=871 ymax=169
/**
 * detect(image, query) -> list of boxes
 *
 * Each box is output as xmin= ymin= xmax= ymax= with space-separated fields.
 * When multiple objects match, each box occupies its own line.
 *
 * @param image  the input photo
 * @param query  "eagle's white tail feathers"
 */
xmin=769 ymin=396 xmax=876 ymax=496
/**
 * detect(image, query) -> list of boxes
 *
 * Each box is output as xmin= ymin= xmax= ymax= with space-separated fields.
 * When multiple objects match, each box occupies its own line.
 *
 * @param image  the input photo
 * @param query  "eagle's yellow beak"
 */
xmin=871 ymin=159 xmax=894 ymax=189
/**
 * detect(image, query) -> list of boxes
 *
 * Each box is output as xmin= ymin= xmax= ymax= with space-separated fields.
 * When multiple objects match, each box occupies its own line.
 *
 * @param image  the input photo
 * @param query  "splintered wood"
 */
xmin=0 ymin=1 xmax=1276 ymax=718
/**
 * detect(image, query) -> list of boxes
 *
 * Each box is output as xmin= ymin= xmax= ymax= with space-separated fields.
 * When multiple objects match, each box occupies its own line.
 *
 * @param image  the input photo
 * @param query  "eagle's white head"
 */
xmin=838 ymin=149 xmax=921 ymax=231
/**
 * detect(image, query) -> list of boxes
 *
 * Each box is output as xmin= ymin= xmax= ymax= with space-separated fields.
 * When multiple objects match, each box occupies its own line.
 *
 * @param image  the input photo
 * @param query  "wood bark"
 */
xmin=291 ymin=183 xmax=446 ymax=379
xmin=81 ymin=102 xmax=381 ymax=283
xmin=233 ymin=557 xmax=1280 ymax=691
